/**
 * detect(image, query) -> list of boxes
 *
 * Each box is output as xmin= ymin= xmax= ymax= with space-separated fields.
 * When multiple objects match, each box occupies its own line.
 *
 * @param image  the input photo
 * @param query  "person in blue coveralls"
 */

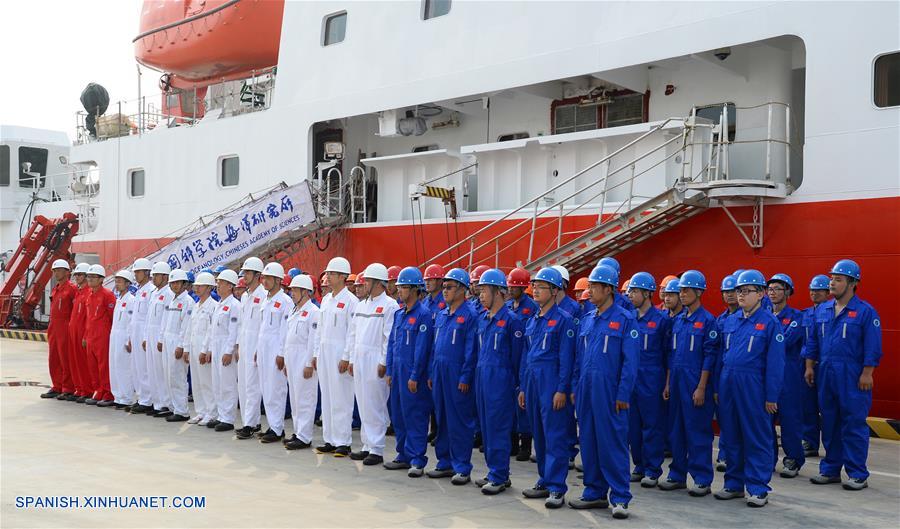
xmin=519 ymin=267 xmax=576 ymax=509
xmin=568 ymin=264 xmax=639 ymax=519
xmin=800 ymin=274 xmax=831 ymax=457
xmin=713 ymin=269 xmax=785 ymax=507
xmin=597 ymin=257 xmax=634 ymax=312
xmin=714 ymin=274 xmax=739 ymax=472
xmin=766 ymin=273 xmax=806 ymax=478
xmin=506 ymin=267 xmax=538 ymax=461
xmin=426 ymin=268 xmax=479 ymax=485
xmin=384 ymin=267 xmax=434 ymax=477
xmin=659 ymin=270 xmax=720 ymax=497
xmin=803 ymin=259 xmax=882 ymax=491
xmin=472 ymin=269 xmax=525 ymax=495
xmin=625 ymin=272 xmax=671 ymax=488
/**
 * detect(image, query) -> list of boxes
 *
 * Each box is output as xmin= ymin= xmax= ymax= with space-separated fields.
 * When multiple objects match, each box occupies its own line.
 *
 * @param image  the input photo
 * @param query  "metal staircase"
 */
xmin=423 ymin=102 xmax=793 ymax=277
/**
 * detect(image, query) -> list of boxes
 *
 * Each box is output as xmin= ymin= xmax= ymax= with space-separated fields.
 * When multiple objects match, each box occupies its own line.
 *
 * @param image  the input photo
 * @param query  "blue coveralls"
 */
xmin=581 ymin=299 xmax=596 ymax=315
xmin=386 ymin=301 xmax=434 ymax=468
xmin=508 ymin=295 xmax=539 ymax=436
xmin=475 ymin=306 xmax=525 ymax=483
xmin=521 ymin=304 xmax=576 ymax=494
xmin=423 ymin=291 xmax=446 ymax=317
xmin=557 ymin=295 xmax=581 ymax=459
xmin=715 ymin=308 xmax=739 ymax=464
xmin=575 ymin=303 xmax=639 ymax=504
xmin=667 ymin=305 xmax=719 ymax=486
xmin=629 ymin=306 xmax=671 ymax=479
xmin=800 ymin=305 xmax=822 ymax=451
xmin=615 ymin=292 xmax=635 ymax=314
xmin=773 ymin=305 xmax=805 ymax=468
xmin=802 ymin=296 xmax=882 ymax=480
xmin=431 ymin=302 xmax=479 ymax=475
xmin=718 ymin=308 xmax=785 ymax=496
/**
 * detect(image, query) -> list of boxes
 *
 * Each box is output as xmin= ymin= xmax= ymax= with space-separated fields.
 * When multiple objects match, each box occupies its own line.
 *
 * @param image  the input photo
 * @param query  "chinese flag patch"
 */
xmin=177 ymin=303 xmax=183 ymax=309
xmin=222 ymin=306 xmax=229 ymax=312
xmin=693 ymin=321 xmax=704 ymax=329
xmin=253 ymin=297 xmax=260 ymax=304
xmin=848 ymin=311 xmax=857 ymax=318
xmin=456 ymin=316 xmax=465 ymax=324
xmin=547 ymin=319 xmax=557 ymax=327
xmin=438 ymin=301 xmax=446 ymax=309
xmin=375 ymin=306 xmax=383 ymax=314
xmin=158 ymin=295 xmax=164 ymax=301
xmin=609 ymin=321 xmax=620 ymax=330
xmin=121 ymin=302 xmax=127 ymax=307
xmin=274 ymin=301 xmax=281 ymax=309
xmin=301 ymin=311 xmax=308 ymax=317
xmin=408 ymin=316 xmax=416 ymax=325
xmin=497 ymin=319 xmax=507 ymax=328
xmin=142 ymin=292 xmax=147 ymax=298
xmin=782 ymin=318 xmax=791 ymax=325
xmin=522 ymin=308 xmax=531 ymax=315
xmin=755 ymin=323 xmax=766 ymax=330
xmin=647 ymin=321 xmax=657 ymax=328
xmin=337 ymin=302 xmax=345 ymax=309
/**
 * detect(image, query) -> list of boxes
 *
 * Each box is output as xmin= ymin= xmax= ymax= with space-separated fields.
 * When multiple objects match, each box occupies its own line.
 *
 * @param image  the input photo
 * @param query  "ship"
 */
xmin=0 ymin=0 xmax=897 ymax=418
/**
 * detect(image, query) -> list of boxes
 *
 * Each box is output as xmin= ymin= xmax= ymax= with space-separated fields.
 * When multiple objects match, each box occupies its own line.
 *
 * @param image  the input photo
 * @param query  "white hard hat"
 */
xmin=51 ymin=259 xmax=70 ymax=270
xmin=169 ymin=269 xmax=188 ymax=283
xmin=363 ymin=262 xmax=389 ymax=282
xmin=87 ymin=264 xmax=106 ymax=277
xmin=217 ymin=269 xmax=239 ymax=285
xmin=240 ymin=256 xmax=265 ymax=273
xmin=133 ymin=258 xmax=152 ymax=271
xmin=73 ymin=262 xmax=90 ymax=274
xmin=290 ymin=274 xmax=314 ymax=291
xmin=115 ymin=269 xmax=135 ymax=283
xmin=194 ymin=272 xmax=216 ymax=287
xmin=150 ymin=262 xmax=171 ymax=276
xmin=261 ymin=262 xmax=285 ymax=278
xmin=551 ymin=265 xmax=570 ymax=283
xmin=325 ymin=256 xmax=352 ymax=275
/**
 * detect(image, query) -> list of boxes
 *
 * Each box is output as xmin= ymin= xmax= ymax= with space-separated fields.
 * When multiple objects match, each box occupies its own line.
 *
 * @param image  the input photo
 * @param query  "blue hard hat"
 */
xmin=288 ymin=267 xmax=302 ymax=278
xmin=589 ymin=265 xmax=619 ymax=288
xmin=597 ymin=257 xmax=621 ymax=273
xmin=479 ymin=268 xmax=508 ymax=288
xmin=186 ymin=271 xmax=196 ymax=283
xmin=396 ymin=266 xmax=425 ymax=287
xmin=830 ymin=259 xmax=860 ymax=280
xmin=444 ymin=268 xmax=470 ymax=288
xmin=809 ymin=274 xmax=830 ymax=291
xmin=736 ymin=269 xmax=766 ymax=289
xmin=628 ymin=271 xmax=655 ymax=291
xmin=679 ymin=270 xmax=707 ymax=290
xmin=733 ymin=269 xmax=746 ymax=278
xmin=768 ymin=273 xmax=795 ymax=292
xmin=720 ymin=275 xmax=737 ymax=291
xmin=533 ymin=267 xmax=564 ymax=289
xmin=214 ymin=265 xmax=227 ymax=274
xmin=663 ymin=278 xmax=681 ymax=293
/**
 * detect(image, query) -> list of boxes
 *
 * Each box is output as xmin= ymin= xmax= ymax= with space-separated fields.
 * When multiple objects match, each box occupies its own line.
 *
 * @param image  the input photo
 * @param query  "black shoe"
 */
xmin=41 ymin=390 xmax=61 ymax=399
xmin=252 ymin=424 xmax=262 ymax=433
xmin=55 ymin=392 xmax=72 ymax=401
xmin=314 ymin=418 xmax=322 ymax=427
xmin=84 ymin=398 xmax=98 ymax=405
xmin=386 ymin=425 xmax=395 ymax=436
xmin=65 ymin=393 xmax=79 ymax=402
xmin=315 ymin=443 xmax=337 ymax=454
xmin=285 ymin=437 xmax=311 ymax=450
xmin=383 ymin=460 xmax=412 ymax=470
xmin=256 ymin=428 xmax=272 ymax=439
xmin=516 ymin=435 xmax=532 ymax=462
xmin=129 ymin=404 xmax=148 ymax=414
xmin=510 ymin=433 xmax=520 ymax=457
xmin=260 ymin=430 xmax=284 ymax=443
xmin=473 ymin=432 xmax=483 ymax=449
xmin=333 ymin=445 xmax=351 ymax=457
xmin=75 ymin=396 xmax=88 ymax=403
xmin=146 ymin=406 xmax=163 ymax=415
xmin=206 ymin=419 xmax=221 ymax=429
xmin=350 ymin=450 xmax=370 ymax=461
xmin=112 ymin=402 xmax=126 ymax=409
xmin=235 ymin=426 xmax=255 ymax=439
xmin=522 ymin=485 xmax=550 ymax=499
xmin=214 ymin=422 xmax=234 ymax=432
xmin=166 ymin=414 xmax=189 ymax=422
xmin=154 ymin=409 xmax=173 ymax=418
xmin=363 ymin=454 xmax=384 ymax=466
xmin=97 ymin=400 xmax=115 ymax=408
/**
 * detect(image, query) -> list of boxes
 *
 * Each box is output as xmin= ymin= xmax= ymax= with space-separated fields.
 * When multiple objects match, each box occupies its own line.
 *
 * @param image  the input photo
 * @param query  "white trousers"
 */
xmin=237 ymin=339 xmax=262 ymax=428
xmin=188 ymin=347 xmax=214 ymax=420
xmin=131 ymin=326 xmax=153 ymax=406
xmin=258 ymin=335 xmax=288 ymax=435
xmin=353 ymin=349 xmax=390 ymax=455
xmin=286 ymin=351 xmax=318 ymax=444
xmin=319 ymin=340 xmax=354 ymax=447
xmin=109 ymin=329 xmax=134 ymax=405
xmin=148 ymin=327 xmax=170 ymax=410
xmin=164 ymin=334 xmax=189 ymax=416
xmin=211 ymin=338 xmax=238 ymax=425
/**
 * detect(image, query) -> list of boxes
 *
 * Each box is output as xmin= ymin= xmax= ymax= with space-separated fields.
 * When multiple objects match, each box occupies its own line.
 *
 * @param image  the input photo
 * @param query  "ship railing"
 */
xmin=19 ymin=164 xmax=101 ymax=233
xmin=424 ymin=101 xmax=791 ymax=270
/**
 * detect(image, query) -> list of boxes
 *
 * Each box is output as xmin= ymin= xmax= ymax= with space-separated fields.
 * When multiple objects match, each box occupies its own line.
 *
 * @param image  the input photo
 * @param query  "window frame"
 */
xmin=873 ymin=50 xmax=900 ymax=109
xmin=0 ymin=145 xmax=9 ymax=186
xmin=127 ymin=167 xmax=146 ymax=198
xmin=421 ymin=0 xmax=452 ymax=21
xmin=17 ymin=145 xmax=48 ymax=189
xmin=218 ymin=155 xmax=240 ymax=188
xmin=321 ymin=11 xmax=348 ymax=47
xmin=694 ymin=101 xmax=738 ymax=143
xmin=550 ymin=89 xmax=649 ymax=135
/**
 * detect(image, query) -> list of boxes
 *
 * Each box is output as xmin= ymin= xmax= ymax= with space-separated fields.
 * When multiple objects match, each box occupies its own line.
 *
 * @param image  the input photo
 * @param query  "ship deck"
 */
xmin=2 ymin=338 xmax=898 ymax=528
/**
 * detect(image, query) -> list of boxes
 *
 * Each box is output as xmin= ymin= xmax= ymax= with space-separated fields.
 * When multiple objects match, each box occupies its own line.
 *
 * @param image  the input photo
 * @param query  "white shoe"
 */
xmin=611 ymin=502 xmax=629 ymax=519
xmin=198 ymin=418 xmax=211 ymax=426
xmin=187 ymin=415 xmax=202 ymax=424
xmin=747 ymin=493 xmax=768 ymax=507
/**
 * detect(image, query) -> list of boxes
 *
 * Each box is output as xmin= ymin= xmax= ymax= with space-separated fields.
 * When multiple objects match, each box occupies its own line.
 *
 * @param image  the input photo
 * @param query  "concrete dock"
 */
xmin=2 ymin=338 xmax=898 ymax=528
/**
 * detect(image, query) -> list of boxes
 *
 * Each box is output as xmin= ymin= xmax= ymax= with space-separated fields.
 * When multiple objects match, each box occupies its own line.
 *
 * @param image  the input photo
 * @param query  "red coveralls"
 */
xmin=85 ymin=287 xmax=116 ymax=401
xmin=69 ymin=286 xmax=92 ymax=397
xmin=48 ymin=280 xmax=76 ymax=393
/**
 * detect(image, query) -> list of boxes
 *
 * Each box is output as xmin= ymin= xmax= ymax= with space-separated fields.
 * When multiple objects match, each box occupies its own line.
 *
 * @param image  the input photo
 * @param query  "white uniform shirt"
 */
xmin=129 ymin=281 xmax=154 ymax=339
xmin=146 ymin=284 xmax=174 ymax=343
xmin=207 ymin=295 xmax=241 ymax=354
xmin=161 ymin=290 xmax=195 ymax=349
xmin=257 ymin=290 xmax=295 ymax=347
xmin=347 ymin=291 xmax=399 ymax=366
xmin=238 ymin=284 xmax=267 ymax=354
xmin=112 ymin=291 xmax=136 ymax=333
xmin=283 ymin=298 xmax=321 ymax=368
xmin=185 ymin=296 xmax=217 ymax=354
xmin=318 ymin=287 xmax=359 ymax=362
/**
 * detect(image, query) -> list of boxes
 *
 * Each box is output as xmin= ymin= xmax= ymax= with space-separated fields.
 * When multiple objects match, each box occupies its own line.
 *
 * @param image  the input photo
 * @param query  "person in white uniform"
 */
xmin=106 ymin=269 xmax=136 ymax=408
xmin=256 ymin=262 xmax=295 ymax=443
xmin=158 ymin=269 xmax=195 ymax=422
xmin=235 ymin=257 xmax=266 ymax=439
xmin=314 ymin=256 xmax=359 ymax=457
xmin=146 ymin=262 xmax=175 ymax=417
xmin=347 ymin=263 xmax=400 ymax=465
xmin=127 ymin=258 xmax=155 ymax=414
xmin=280 ymin=273 xmax=321 ymax=449
xmin=207 ymin=269 xmax=241 ymax=432
xmin=185 ymin=272 xmax=217 ymax=425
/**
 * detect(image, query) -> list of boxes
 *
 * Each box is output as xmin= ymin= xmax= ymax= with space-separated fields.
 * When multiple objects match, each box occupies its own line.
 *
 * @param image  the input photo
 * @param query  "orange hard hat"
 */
xmin=579 ymin=289 xmax=591 ymax=301
xmin=387 ymin=266 xmax=402 ymax=281
xmin=660 ymin=275 xmax=678 ymax=289
xmin=348 ymin=273 xmax=357 ymax=282
xmin=469 ymin=265 xmax=491 ymax=282
xmin=320 ymin=273 xmax=329 ymax=287
xmin=507 ymin=267 xmax=531 ymax=288
xmin=424 ymin=263 xmax=445 ymax=280
xmin=620 ymin=280 xmax=630 ymax=292
xmin=574 ymin=277 xmax=589 ymax=291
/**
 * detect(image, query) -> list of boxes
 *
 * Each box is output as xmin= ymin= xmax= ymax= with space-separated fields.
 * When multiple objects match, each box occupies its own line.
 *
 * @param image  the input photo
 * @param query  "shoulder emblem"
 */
xmin=874 ymin=319 xmax=880 ymax=327
xmin=301 ymin=310 xmax=309 ymax=317
xmin=408 ymin=316 xmax=416 ymax=325
xmin=608 ymin=321 xmax=620 ymax=330
xmin=253 ymin=297 xmax=260 ymax=304
xmin=848 ymin=310 xmax=857 ymax=318
xmin=456 ymin=316 xmax=465 ymax=324
xmin=547 ymin=319 xmax=557 ymax=327
xmin=755 ymin=323 xmax=766 ymax=330
xmin=375 ymin=306 xmax=384 ymax=314
xmin=522 ymin=308 xmax=531 ymax=315
xmin=497 ymin=319 xmax=506 ymax=328
xmin=693 ymin=321 xmax=704 ymax=329
xmin=438 ymin=301 xmax=446 ymax=309
xmin=222 ymin=306 xmax=229 ymax=312
xmin=274 ymin=301 xmax=282 ymax=309
xmin=647 ymin=320 xmax=657 ymax=328
xmin=337 ymin=302 xmax=345 ymax=309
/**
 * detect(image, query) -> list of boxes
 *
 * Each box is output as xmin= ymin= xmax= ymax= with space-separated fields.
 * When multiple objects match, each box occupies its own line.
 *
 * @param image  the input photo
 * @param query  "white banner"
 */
xmin=144 ymin=183 xmax=316 ymax=275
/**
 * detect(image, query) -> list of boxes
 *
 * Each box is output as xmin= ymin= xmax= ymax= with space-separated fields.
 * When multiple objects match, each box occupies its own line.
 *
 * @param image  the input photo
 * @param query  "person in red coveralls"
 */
xmin=83 ymin=264 xmax=116 ymax=405
xmin=40 ymin=259 xmax=77 ymax=400
xmin=67 ymin=263 xmax=92 ymax=401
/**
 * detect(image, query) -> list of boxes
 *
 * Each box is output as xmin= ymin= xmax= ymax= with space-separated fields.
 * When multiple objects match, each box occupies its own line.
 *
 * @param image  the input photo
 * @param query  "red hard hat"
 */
xmin=282 ymin=274 xmax=292 ymax=287
xmin=469 ymin=265 xmax=490 ymax=282
xmin=355 ymin=273 xmax=366 ymax=286
xmin=424 ymin=264 xmax=445 ymax=280
xmin=387 ymin=265 xmax=402 ymax=281
xmin=507 ymin=267 xmax=531 ymax=288
xmin=237 ymin=278 xmax=247 ymax=288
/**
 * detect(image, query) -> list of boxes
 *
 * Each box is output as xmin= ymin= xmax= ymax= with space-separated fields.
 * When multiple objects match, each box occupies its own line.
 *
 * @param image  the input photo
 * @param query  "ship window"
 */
xmin=128 ymin=169 xmax=145 ymax=198
xmin=323 ymin=12 xmax=347 ymax=46
xmin=220 ymin=156 xmax=239 ymax=187
xmin=0 ymin=145 xmax=9 ymax=186
xmin=605 ymin=93 xmax=645 ymax=128
xmin=412 ymin=144 xmax=439 ymax=153
xmin=695 ymin=103 xmax=737 ymax=142
xmin=423 ymin=0 xmax=451 ymax=20
xmin=874 ymin=52 xmax=900 ymax=108
xmin=18 ymin=146 xmax=47 ymax=188
xmin=554 ymin=104 xmax=599 ymax=134
xmin=498 ymin=132 xmax=529 ymax=142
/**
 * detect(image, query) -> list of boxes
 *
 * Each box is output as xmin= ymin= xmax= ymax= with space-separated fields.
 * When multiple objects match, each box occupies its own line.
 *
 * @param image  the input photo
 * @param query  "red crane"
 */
xmin=0 ymin=213 xmax=79 ymax=329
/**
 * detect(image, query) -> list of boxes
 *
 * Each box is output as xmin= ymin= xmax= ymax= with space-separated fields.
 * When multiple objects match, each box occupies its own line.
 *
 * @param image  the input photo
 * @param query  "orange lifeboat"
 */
xmin=134 ymin=0 xmax=284 ymax=89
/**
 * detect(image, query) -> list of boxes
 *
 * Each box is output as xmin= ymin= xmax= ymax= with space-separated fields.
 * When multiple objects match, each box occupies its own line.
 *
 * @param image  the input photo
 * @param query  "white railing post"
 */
xmin=527 ymin=201 xmax=538 ymax=264
xmin=785 ymin=104 xmax=791 ymax=184
xmin=765 ymin=103 xmax=773 ymax=180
